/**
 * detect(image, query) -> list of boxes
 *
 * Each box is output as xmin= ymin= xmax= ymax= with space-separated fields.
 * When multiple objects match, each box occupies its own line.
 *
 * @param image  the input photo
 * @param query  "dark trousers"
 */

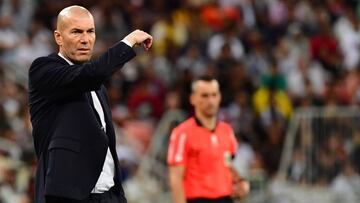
xmin=46 ymin=189 xmax=124 ymax=203
xmin=187 ymin=196 xmax=233 ymax=203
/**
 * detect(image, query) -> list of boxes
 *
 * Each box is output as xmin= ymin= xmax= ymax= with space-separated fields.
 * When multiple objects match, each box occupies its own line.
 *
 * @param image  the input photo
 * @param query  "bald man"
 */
xmin=28 ymin=5 xmax=152 ymax=203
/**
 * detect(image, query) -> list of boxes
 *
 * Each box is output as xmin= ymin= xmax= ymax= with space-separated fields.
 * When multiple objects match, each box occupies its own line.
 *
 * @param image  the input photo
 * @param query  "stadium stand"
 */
xmin=1 ymin=0 xmax=360 ymax=202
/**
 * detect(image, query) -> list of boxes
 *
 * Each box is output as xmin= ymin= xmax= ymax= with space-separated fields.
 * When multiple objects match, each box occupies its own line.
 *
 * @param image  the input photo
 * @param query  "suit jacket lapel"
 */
xmin=94 ymin=88 xmax=115 ymax=142
xmin=94 ymin=87 xmax=120 ymax=176
xmin=85 ymin=91 xmax=109 ymax=142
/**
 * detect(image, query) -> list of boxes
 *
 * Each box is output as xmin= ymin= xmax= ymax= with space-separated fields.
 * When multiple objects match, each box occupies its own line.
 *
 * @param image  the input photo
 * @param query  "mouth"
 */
xmin=77 ymin=48 xmax=90 ymax=54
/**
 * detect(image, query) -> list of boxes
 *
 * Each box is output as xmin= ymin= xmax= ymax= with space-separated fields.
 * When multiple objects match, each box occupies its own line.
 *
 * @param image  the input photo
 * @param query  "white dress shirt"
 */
xmin=58 ymin=53 xmax=115 ymax=193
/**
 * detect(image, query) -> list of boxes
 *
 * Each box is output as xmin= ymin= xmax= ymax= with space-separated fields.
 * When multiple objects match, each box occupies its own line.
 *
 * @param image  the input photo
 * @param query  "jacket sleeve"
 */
xmin=29 ymin=42 xmax=136 ymax=101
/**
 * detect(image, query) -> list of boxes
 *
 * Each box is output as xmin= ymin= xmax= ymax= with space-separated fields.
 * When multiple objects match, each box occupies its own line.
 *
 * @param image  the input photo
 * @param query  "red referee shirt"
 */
xmin=167 ymin=117 xmax=238 ymax=199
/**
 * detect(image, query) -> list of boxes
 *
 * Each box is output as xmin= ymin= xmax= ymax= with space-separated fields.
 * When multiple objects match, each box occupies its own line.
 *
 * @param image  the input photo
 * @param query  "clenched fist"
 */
xmin=123 ymin=29 xmax=153 ymax=50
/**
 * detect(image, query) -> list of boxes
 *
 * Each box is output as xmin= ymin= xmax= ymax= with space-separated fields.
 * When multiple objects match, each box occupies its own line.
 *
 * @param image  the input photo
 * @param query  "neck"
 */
xmin=195 ymin=113 xmax=217 ymax=130
xmin=58 ymin=52 xmax=73 ymax=65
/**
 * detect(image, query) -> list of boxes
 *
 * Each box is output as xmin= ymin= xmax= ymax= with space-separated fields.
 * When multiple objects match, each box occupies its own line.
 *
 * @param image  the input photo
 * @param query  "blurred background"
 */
xmin=1 ymin=0 xmax=360 ymax=202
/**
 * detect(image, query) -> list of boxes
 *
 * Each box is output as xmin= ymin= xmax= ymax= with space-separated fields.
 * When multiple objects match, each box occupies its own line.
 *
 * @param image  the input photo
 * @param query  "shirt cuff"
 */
xmin=121 ymin=39 xmax=133 ymax=47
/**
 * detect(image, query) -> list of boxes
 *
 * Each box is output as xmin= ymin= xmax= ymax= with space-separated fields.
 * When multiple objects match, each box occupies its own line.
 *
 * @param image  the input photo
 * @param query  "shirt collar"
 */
xmin=58 ymin=53 xmax=74 ymax=65
xmin=194 ymin=116 xmax=218 ymax=132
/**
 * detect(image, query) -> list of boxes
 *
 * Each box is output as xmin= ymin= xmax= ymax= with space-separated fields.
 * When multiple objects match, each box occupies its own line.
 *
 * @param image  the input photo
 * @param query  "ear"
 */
xmin=54 ymin=30 xmax=62 ymax=46
xmin=190 ymin=93 xmax=195 ymax=106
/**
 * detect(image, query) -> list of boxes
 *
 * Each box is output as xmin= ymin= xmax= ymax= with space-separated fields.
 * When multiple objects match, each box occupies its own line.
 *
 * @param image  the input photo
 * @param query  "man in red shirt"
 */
xmin=167 ymin=76 xmax=249 ymax=203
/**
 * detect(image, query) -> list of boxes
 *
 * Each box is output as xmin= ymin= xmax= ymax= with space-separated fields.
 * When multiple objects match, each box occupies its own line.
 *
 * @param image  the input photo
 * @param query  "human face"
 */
xmin=54 ymin=14 xmax=95 ymax=63
xmin=191 ymin=80 xmax=221 ymax=118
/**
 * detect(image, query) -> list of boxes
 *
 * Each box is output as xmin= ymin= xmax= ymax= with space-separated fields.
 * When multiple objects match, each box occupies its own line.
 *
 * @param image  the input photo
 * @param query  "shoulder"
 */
xmin=29 ymin=53 xmax=65 ymax=72
xmin=28 ymin=54 xmax=69 ymax=81
xmin=218 ymin=121 xmax=234 ymax=133
xmin=218 ymin=121 xmax=235 ymax=137
xmin=170 ymin=118 xmax=197 ymax=139
xmin=172 ymin=118 xmax=196 ymax=133
xmin=31 ymin=53 xmax=64 ymax=65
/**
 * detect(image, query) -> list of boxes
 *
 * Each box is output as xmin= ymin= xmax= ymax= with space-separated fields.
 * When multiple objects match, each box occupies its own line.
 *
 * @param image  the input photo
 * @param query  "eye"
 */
xmin=201 ymin=93 xmax=209 ymax=98
xmin=71 ymin=29 xmax=82 ymax=34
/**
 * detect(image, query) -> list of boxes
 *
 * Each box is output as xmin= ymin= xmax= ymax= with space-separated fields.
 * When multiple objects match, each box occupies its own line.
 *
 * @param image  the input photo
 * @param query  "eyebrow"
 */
xmin=200 ymin=92 xmax=218 ymax=96
xmin=70 ymin=28 xmax=95 ymax=32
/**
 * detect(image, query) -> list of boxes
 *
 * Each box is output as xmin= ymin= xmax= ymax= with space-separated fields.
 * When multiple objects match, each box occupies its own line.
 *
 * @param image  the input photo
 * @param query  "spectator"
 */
xmin=219 ymin=91 xmax=254 ymax=140
xmin=207 ymin=21 xmax=244 ymax=61
xmin=333 ymin=1 xmax=360 ymax=71
xmin=244 ymin=30 xmax=269 ymax=85
xmin=310 ymin=7 xmax=342 ymax=76
xmin=127 ymin=65 xmax=166 ymax=120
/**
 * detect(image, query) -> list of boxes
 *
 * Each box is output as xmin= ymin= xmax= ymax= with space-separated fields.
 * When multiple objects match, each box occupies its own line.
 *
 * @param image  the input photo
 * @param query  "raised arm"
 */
xmin=29 ymin=30 xmax=153 ymax=101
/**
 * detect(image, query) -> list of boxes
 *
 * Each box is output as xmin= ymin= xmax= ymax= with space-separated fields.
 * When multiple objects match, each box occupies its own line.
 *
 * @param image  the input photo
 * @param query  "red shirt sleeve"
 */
xmin=167 ymin=127 xmax=188 ymax=166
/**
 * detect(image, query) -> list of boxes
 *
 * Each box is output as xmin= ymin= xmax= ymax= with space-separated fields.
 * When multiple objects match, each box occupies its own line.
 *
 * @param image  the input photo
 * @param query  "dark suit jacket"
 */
xmin=28 ymin=42 xmax=136 ymax=203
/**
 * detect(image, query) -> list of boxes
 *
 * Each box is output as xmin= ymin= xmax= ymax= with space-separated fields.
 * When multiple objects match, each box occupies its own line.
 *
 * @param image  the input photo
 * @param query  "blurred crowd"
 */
xmin=1 ymin=0 xmax=360 ymax=202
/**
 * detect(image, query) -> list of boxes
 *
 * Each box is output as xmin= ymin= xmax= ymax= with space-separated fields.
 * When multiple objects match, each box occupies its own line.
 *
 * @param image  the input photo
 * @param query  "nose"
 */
xmin=80 ymin=33 xmax=91 ymax=44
